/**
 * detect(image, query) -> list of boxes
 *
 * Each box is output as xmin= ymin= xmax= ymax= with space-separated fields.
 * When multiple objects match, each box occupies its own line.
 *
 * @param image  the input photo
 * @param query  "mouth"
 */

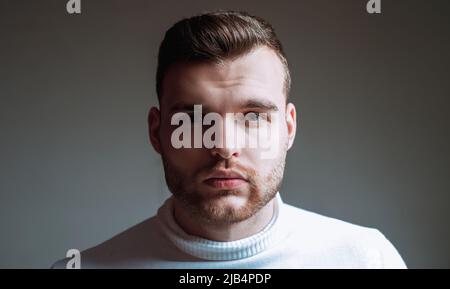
xmin=203 ymin=170 xmax=248 ymax=189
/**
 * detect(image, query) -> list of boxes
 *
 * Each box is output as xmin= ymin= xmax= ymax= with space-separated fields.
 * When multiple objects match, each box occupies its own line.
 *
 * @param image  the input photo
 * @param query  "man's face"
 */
xmin=149 ymin=46 xmax=296 ymax=226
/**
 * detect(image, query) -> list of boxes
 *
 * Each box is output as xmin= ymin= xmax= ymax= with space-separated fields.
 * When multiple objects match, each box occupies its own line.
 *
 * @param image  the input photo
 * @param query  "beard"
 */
xmin=161 ymin=146 xmax=287 ymax=227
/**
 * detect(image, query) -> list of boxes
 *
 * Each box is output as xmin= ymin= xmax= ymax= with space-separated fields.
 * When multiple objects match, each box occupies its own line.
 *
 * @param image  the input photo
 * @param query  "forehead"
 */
xmin=160 ymin=46 xmax=286 ymax=110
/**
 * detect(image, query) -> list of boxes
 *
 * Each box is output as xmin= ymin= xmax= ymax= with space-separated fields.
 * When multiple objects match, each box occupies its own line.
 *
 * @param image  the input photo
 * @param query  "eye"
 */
xmin=187 ymin=112 xmax=204 ymax=123
xmin=244 ymin=112 xmax=261 ymax=121
xmin=241 ymin=112 xmax=270 ymax=128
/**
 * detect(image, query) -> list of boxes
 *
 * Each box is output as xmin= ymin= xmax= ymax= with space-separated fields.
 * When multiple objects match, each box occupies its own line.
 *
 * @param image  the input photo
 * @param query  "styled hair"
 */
xmin=156 ymin=10 xmax=291 ymax=100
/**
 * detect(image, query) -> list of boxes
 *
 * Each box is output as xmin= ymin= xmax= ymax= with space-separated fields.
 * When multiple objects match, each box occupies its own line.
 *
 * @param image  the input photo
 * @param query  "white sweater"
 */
xmin=53 ymin=193 xmax=407 ymax=269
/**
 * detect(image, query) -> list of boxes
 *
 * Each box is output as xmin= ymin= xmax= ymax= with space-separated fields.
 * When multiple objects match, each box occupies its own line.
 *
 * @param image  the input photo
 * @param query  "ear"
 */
xmin=285 ymin=102 xmax=297 ymax=150
xmin=148 ymin=106 xmax=162 ymax=154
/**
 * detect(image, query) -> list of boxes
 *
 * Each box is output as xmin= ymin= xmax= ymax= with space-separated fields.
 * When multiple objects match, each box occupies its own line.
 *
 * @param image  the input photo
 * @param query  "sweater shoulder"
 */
xmin=51 ymin=216 xmax=183 ymax=269
xmin=280 ymin=203 xmax=407 ymax=268
xmin=283 ymin=203 xmax=376 ymax=233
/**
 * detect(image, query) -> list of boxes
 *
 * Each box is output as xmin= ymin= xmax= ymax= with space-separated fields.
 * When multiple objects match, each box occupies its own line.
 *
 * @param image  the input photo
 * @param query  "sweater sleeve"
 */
xmin=370 ymin=229 xmax=407 ymax=269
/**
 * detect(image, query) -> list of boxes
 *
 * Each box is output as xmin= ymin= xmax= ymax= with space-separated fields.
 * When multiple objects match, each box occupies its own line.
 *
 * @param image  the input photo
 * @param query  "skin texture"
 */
xmin=148 ymin=46 xmax=297 ymax=241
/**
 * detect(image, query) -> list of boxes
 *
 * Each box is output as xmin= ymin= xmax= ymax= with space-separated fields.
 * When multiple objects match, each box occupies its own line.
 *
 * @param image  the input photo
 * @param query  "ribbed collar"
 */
xmin=156 ymin=192 xmax=285 ymax=261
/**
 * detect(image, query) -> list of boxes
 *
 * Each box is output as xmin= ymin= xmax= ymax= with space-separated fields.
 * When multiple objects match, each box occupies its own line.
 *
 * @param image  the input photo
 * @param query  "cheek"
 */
xmin=243 ymin=149 xmax=276 ymax=175
xmin=246 ymin=125 xmax=288 ymax=161
xmin=167 ymin=148 xmax=208 ymax=170
xmin=159 ymin=127 xmax=210 ymax=171
xmin=159 ymin=120 xmax=212 ymax=169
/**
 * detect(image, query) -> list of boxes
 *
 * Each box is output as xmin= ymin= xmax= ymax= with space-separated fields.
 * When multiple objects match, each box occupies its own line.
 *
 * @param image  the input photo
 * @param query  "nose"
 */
xmin=211 ymin=146 xmax=240 ymax=159
xmin=209 ymin=114 xmax=241 ymax=159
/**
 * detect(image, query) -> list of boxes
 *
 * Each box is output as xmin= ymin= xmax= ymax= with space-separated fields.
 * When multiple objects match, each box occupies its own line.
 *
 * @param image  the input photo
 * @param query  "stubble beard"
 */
xmin=161 ymin=148 xmax=287 ymax=227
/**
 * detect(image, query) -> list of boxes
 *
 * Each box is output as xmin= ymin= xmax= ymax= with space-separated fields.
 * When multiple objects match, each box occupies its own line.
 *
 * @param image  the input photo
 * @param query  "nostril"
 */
xmin=210 ymin=148 xmax=240 ymax=159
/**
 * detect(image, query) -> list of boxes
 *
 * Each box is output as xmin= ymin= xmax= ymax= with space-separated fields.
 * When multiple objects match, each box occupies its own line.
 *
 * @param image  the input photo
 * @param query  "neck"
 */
xmin=172 ymin=198 xmax=275 ymax=242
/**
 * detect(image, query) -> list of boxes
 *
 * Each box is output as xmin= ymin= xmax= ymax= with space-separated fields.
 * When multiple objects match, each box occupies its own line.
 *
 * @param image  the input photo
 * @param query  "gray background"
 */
xmin=1 ymin=0 xmax=449 ymax=268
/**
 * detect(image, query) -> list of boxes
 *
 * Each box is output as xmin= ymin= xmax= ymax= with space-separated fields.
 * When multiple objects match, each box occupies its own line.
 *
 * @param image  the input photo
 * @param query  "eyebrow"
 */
xmin=240 ymin=99 xmax=279 ymax=111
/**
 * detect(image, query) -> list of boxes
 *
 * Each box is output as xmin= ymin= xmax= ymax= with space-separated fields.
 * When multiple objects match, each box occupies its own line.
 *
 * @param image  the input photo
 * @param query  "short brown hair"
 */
xmin=156 ymin=10 xmax=291 ymax=100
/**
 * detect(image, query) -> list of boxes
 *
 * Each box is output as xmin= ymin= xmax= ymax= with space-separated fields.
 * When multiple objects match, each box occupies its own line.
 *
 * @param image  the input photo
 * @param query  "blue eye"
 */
xmin=245 ymin=112 xmax=260 ymax=121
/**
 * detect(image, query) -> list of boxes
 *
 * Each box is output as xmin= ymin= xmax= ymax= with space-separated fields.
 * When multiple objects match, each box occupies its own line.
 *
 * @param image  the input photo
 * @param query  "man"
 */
xmin=53 ymin=11 xmax=406 ymax=269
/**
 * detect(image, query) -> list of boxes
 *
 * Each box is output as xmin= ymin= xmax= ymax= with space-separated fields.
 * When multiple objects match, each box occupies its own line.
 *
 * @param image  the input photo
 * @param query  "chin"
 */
xmin=201 ymin=193 xmax=249 ymax=215
xmin=201 ymin=205 xmax=252 ymax=225
xmin=201 ymin=189 xmax=249 ymax=204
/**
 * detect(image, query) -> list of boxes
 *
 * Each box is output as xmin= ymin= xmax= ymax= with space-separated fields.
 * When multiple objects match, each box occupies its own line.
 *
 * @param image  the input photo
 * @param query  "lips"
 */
xmin=203 ymin=170 xmax=248 ymax=189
